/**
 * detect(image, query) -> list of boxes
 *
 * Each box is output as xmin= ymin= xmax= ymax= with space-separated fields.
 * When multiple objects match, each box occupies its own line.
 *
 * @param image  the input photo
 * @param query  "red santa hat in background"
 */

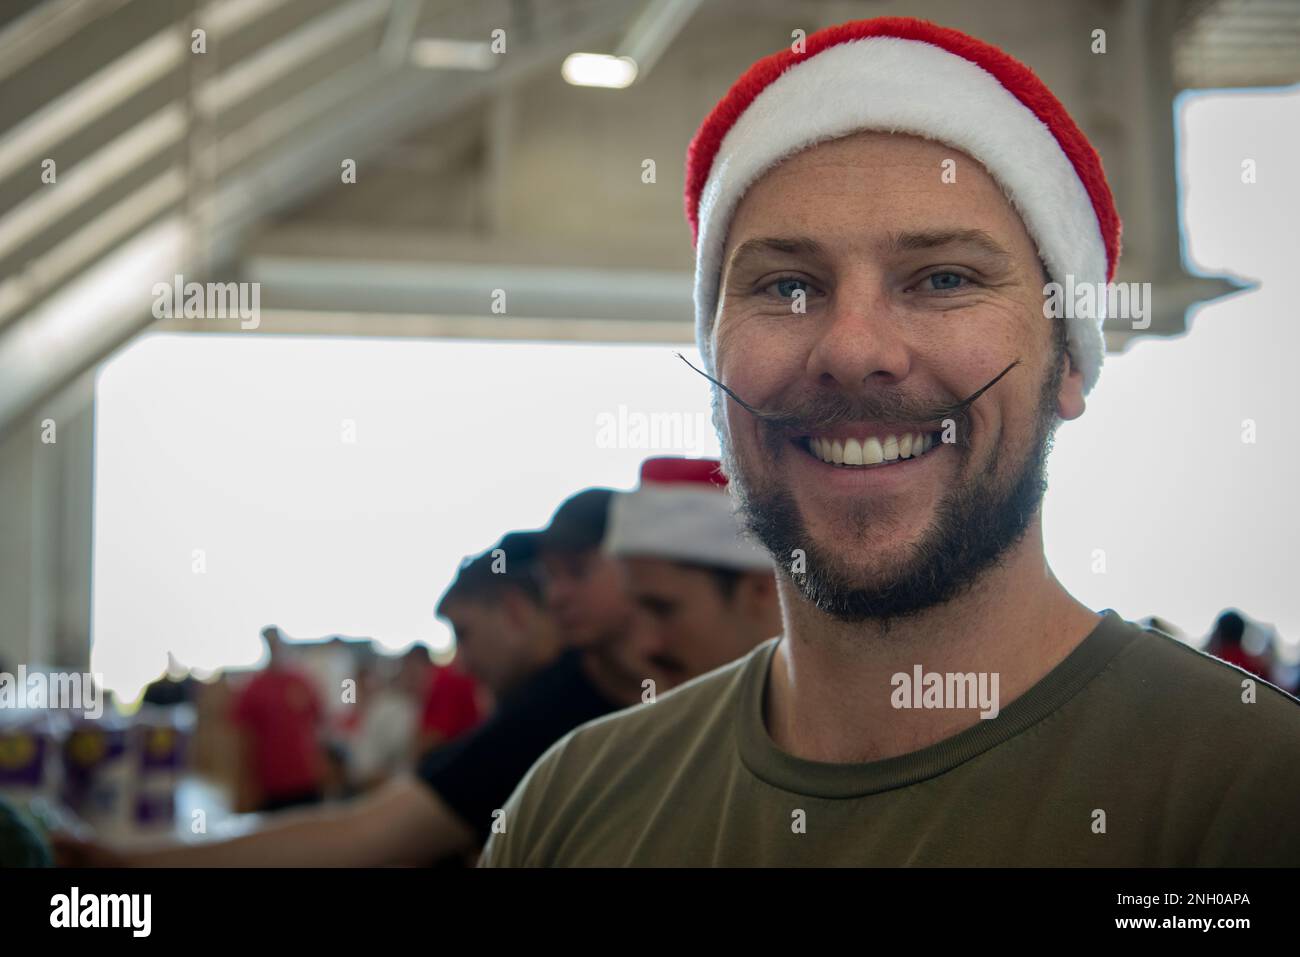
xmin=604 ymin=457 xmax=771 ymax=571
xmin=685 ymin=17 xmax=1122 ymax=395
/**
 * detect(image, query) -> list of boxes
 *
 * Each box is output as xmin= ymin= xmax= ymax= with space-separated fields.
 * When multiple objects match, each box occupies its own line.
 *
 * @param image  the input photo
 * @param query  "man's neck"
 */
xmin=766 ymin=518 xmax=1102 ymax=764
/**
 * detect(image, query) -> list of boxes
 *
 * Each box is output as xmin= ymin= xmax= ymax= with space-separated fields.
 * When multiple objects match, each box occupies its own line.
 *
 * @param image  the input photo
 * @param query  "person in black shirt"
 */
xmin=416 ymin=488 xmax=642 ymax=847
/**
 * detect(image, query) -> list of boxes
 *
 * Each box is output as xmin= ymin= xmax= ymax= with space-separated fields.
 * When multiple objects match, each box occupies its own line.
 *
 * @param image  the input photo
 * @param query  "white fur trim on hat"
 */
xmin=604 ymin=485 xmax=772 ymax=571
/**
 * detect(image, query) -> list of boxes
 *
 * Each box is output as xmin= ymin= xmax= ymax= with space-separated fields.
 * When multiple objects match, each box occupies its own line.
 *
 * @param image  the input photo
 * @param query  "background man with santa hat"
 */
xmin=482 ymin=17 xmax=1300 ymax=867
xmin=605 ymin=456 xmax=780 ymax=694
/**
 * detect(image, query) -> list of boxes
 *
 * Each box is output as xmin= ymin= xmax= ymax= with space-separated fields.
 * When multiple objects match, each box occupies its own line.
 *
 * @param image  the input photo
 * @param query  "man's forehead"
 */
xmin=622 ymin=554 xmax=676 ymax=581
xmin=624 ymin=555 xmax=705 ymax=589
xmin=750 ymin=129 xmax=981 ymax=188
xmin=721 ymin=134 xmax=1021 ymax=252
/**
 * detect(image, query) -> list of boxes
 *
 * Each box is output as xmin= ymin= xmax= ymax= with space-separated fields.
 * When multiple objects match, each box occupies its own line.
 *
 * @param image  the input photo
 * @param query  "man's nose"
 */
xmin=805 ymin=276 xmax=911 ymax=390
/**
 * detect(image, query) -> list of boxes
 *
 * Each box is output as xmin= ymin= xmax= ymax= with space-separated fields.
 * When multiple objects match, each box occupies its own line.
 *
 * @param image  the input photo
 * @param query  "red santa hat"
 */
xmin=685 ymin=17 xmax=1121 ymax=395
xmin=604 ymin=457 xmax=772 ymax=571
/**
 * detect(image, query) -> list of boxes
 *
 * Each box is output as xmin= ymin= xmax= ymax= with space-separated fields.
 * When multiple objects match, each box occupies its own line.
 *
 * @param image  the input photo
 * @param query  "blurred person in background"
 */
xmin=229 ymin=625 xmax=326 ymax=813
xmin=53 ymin=489 xmax=639 ymax=866
xmin=417 ymin=652 xmax=483 ymax=757
xmin=608 ymin=457 xmax=780 ymax=692
xmin=436 ymin=531 xmax=562 ymax=705
xmin=141 ymin=652 xmax=198 ymax=708
xmin=1138 ymin=616 xmax=1181 ymax=641
xmin=342 ymin=649 xmax=423 ymax=793
xmin=1206 ymin=609 xmax=1270 ymax=680
xmin=408 ymin=488 xmax=641 ymax=859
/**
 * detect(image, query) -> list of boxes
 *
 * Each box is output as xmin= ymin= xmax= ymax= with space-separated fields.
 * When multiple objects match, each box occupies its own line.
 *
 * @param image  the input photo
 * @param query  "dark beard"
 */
xmin=719 ymin=358 xmax=1064 ymax=628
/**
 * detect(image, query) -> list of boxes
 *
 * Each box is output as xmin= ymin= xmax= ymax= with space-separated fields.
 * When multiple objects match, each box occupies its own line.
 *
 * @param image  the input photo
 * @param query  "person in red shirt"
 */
xmin=230 ymin=626 xmax=326 ymax=813
xmin=417 ymin=662 xmax=482 ymax=756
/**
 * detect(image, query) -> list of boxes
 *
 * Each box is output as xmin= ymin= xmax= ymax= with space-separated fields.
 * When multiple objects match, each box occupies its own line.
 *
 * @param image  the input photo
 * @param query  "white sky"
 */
xmin=92 ymin=87 xmax=1298 ymax=701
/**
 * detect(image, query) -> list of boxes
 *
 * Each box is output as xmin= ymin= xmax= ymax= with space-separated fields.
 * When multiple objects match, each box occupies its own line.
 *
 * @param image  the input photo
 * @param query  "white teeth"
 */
xmin=844 ymin=437 xmax=863 ymax=465
xmin=807 ymin=432 xmax=937 ymax=466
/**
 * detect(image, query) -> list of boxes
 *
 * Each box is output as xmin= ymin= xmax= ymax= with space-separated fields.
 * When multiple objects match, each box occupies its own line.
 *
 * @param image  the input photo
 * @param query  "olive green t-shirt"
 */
xmin=481 ymin=610 xmax=1300 ymax=866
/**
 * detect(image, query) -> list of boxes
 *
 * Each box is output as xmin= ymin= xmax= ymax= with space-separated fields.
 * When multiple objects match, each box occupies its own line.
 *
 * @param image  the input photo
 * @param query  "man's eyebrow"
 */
xmin=888 ymin=228 xmax=1012 ymax=264
xmin=724 ymin=236 xmax=828 ymax=272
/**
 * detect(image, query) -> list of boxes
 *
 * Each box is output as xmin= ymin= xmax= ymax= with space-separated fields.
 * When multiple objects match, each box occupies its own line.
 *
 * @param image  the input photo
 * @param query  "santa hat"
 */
xmin=686 ymin=17 xmax=1121 ymax=395
xmin=604 ymin=457 xmax=772 ymax=571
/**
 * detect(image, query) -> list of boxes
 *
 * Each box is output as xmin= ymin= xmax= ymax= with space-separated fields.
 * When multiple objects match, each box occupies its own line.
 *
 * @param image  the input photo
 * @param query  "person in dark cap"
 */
xmin=533 ymin=488 xmax=645 ymax=703
xmin=436 ymin=530 xmax=562 ymax=703
xmin=54 ymin=491 xmax=641 ymax=867
xmin=403 ymin=487 xmax=648 ymax=855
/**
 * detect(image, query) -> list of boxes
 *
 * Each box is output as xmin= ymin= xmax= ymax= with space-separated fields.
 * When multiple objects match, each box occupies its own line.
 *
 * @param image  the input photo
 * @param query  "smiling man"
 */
xmin=481 ymin=18 xmax=1300 ymax=867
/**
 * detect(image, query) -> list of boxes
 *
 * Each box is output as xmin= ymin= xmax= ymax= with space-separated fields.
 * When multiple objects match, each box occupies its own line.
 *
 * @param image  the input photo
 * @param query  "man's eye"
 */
xmin=925 ymin=271 xmax=969 ymax=291
xmin=640 ymin=600 xmax=672 ymax=618
xmin=765 ymin=277 xmax=812 ymax=299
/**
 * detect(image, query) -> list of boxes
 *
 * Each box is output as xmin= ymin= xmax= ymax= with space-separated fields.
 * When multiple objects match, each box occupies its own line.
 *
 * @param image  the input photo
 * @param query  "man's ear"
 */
xmin=1056 ymin=347 xmax=1087 ymax=422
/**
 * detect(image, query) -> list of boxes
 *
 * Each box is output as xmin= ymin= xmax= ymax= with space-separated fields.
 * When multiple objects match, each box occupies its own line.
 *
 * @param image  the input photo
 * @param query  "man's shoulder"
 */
xmin=516 ymin=639 xmax=772 ymax=806
xmin=1105 ymin=616 xmax=1300 ymax=742
xmin=482 ymin=640 xmax=773 ymax=865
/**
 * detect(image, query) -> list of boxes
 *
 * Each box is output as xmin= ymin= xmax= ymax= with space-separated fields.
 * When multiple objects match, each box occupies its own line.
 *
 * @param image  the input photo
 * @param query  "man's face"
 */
xmin=540 ymin=548 xmax=634 ymax=648
xmin=621 ymin=558 xmax=760 ymax=689
xmin=712 ymin=132 xmax=1085 ymax=624
xmin=444 ymin=598 xmax=532 ymax=697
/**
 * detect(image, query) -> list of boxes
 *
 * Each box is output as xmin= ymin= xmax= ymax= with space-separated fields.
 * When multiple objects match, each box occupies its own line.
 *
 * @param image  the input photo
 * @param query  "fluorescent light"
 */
xmin=561 ymin=52 xmax=637 ymax=88
xmin=409 ymin=38 xmax=495 ymax=71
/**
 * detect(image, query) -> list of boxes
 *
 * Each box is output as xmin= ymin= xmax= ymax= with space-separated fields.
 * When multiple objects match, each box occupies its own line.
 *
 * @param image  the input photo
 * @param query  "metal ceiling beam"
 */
xmin=203 ymin=0 xmax=638 ymax=263
xmin=0 ymin=0 xmax=642 ymax=434
xmin=201 ymin=0 xmax=297 ymax=37
xmin=381 ymin=0 xmax=425 ymax=66
xmin=0 ymin=167 xmax=186 ymax=329
xmin=0 ymin=105 xmax=186 ymax=263
xmin=0 ymin=215 xmax=187 ymax=437
xmin=244 ymin=256 xmax=692 ymax=324
xmin=195 ymin=0 xmax=391 ymax=117
xmin=615 ymin=0 xmax=703 ymax=81
xmin=0 ymin=0 xmax=301 ymax=179
xmin=0 ymin=26 xmax=185 ymax=184
xmin=0 ymin=0 xmax=134 ymax=85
